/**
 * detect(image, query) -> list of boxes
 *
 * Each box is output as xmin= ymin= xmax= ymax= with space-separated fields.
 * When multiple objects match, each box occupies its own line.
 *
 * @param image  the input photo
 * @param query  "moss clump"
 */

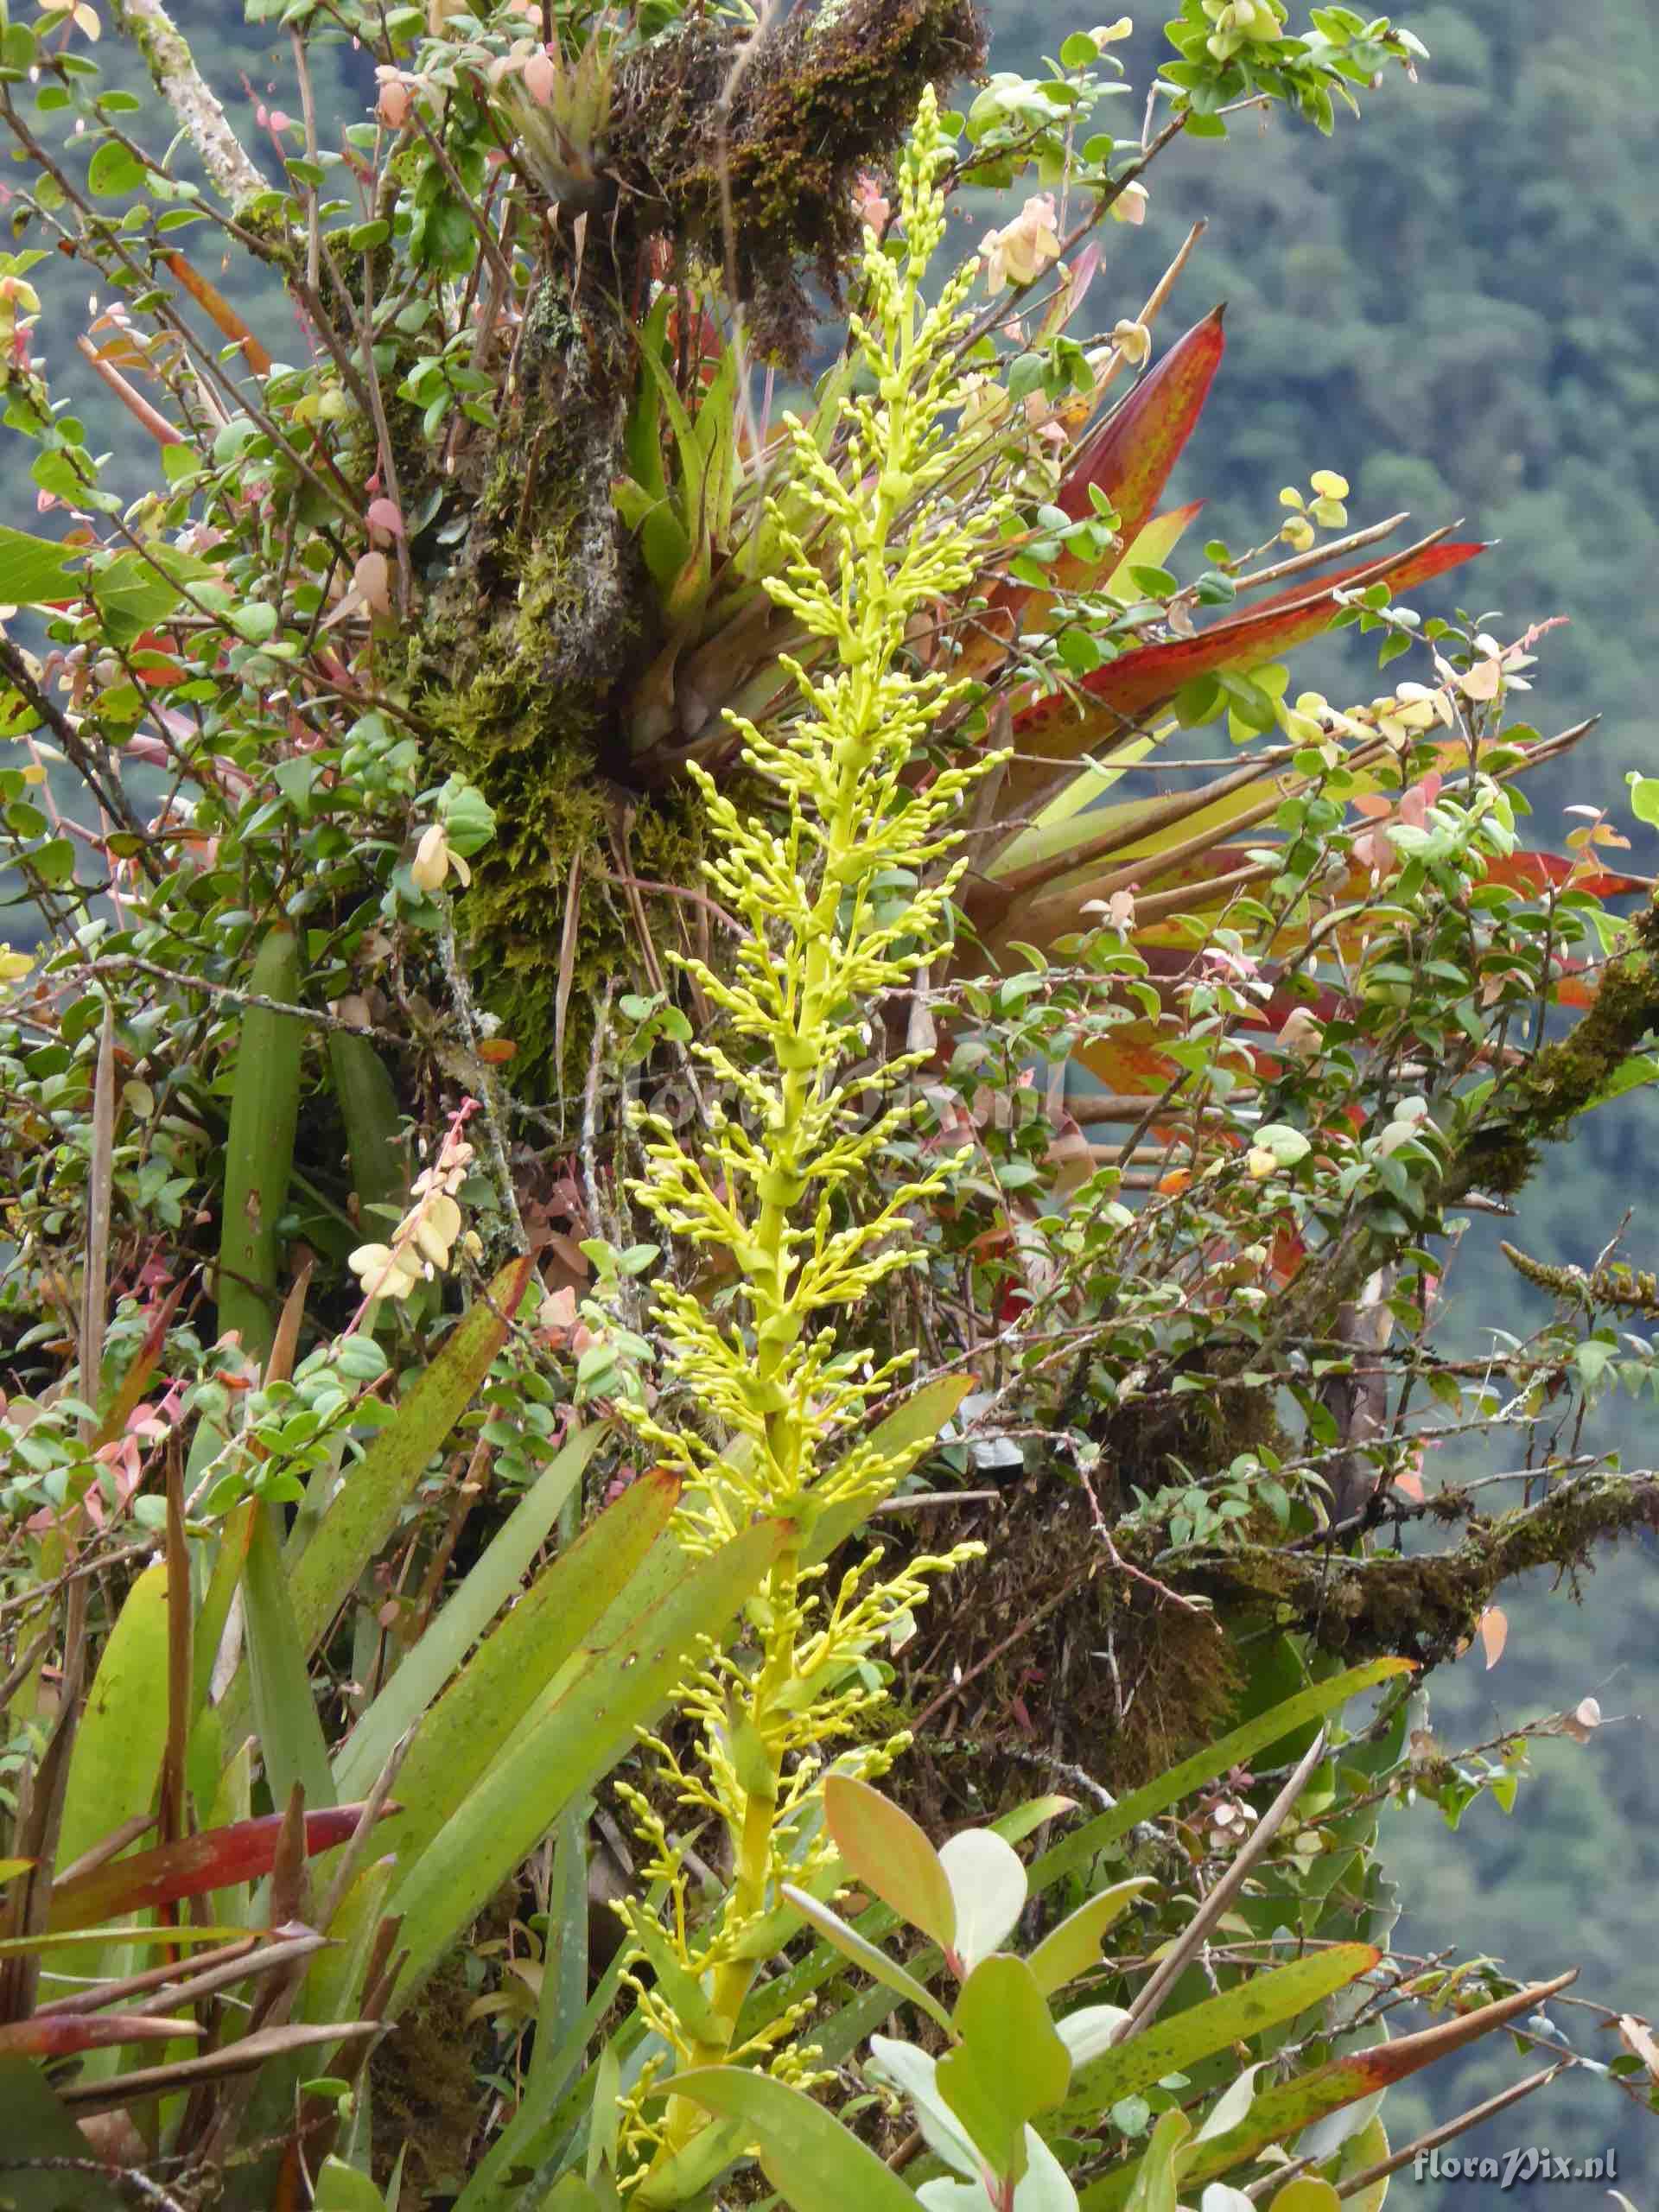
xmin=893 ymin=1478 xmax=1243 ymax=1805
xmin=370 ymin=1957 xmax=490 ymax=2200
xmin=607 ymin=0 xmax=987 ymax=362
xmin=1448 ymin=897 xmax=1659 ymax=1199
xmin=1188 ymin=1471 xmax=1659 ymax=1668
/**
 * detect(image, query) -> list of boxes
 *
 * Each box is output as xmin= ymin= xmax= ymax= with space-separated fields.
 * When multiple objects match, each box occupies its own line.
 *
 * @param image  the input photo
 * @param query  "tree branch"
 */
xmin=109 ymin=0 xmax=268 ymax=214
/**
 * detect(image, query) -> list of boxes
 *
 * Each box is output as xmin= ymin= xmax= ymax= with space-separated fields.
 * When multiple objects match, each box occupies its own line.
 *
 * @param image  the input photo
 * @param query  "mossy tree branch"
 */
xmin=1191 ymin=1471 xmax=1659 ymax=1669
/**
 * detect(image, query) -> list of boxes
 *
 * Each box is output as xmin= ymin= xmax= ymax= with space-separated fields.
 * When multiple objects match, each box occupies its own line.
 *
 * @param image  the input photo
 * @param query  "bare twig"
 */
xmin=1112 ymin=1732 xmax=1330 ymax=2045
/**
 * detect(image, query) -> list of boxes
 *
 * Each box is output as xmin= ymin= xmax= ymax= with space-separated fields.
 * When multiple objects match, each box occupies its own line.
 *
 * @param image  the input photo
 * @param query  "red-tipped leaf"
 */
xmin=1009 ymin=536 xmax=1487 ymax=802
xmin=0 ymin=2013 xmax=199 ymax=2059
xmin=1058 ymin=305 xmax=1226 ymax=547
xmin=47 ymin=1804 xmax=395 ymax=1932
xmin=958 ymin=310 xmax=1226 ymax=681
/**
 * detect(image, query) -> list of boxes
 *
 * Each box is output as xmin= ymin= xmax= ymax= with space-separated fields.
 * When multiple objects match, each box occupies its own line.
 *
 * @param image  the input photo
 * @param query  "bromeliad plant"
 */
xmin=2 ymin=0 xmax=1659 ymax=2204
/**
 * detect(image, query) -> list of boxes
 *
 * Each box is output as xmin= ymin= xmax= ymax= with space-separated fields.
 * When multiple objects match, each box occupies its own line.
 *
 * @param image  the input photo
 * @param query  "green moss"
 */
xmin=1449 ymin=900 xmax=1659 ymax=1199
xmin=1186 ymin=1471 xmax=1659 ymax=1669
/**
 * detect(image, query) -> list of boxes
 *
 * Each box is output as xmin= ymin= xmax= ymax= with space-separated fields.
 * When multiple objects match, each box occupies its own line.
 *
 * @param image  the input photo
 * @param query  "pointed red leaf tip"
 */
xmin=955 ymin=310 xmax=1224 ymax=680
xmin=1058 ymin=304 xmax=1226 ymax=550
xmin=1012 ymin=537 xmax=1489 ymax=771
xmin=46 ymin=1805 xmax=393 ymax=1932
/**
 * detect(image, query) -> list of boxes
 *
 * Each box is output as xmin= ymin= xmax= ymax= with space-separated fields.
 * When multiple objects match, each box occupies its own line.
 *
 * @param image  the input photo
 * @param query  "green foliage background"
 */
xmin=976 ymin=2 xmax=1659 ymax=2186
xmin=6 ymin=0 xmax=1656 ymax=2190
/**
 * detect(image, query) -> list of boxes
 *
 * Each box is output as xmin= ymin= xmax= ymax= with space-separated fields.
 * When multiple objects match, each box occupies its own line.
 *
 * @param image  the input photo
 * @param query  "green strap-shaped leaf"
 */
xmin=389 ymin=1515 xmax=787 ymax=1997
xmin=284 ymin=1253 xmax=536 ymax=1645
xmin=779 ymin=1881 xmax=955 ymax=2035
xmin=243 ymin=1506 xmax=334 ymax=1814
xmin=1028 ymin=1659 xmax=1413 ymax=1896
xmin=215 ymin=1255 xmax=536 ymax=1752
xmin=334 ymin=1419 xmax=611 ymax=1797
xmin=1061 ymin=1943 xmax=1377 ymax=2123
xmin=373 ymin=1466 xmax=679 ymax=1876
xmin=216 ymin=919 xmax=304 ymax=1373
xmin=801 ymin=1373 xmax=979 ymax=1566
xmin=327 ymin=1030 xmax=410 ymax=1234
xmin=41 ymin=1564 xmax=172 ymax=2005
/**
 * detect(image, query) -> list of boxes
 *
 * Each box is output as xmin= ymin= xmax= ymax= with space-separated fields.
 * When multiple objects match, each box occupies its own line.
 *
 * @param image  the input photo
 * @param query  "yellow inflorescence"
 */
xmin=607 ymin=90 xmax=1011 ymax=2192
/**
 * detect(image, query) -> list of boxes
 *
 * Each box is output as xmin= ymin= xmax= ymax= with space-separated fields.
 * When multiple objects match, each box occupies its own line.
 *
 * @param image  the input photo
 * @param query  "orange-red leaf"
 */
xmin=1478 ymin=849 xmax=1648 ymax=899
xmin=1010 ymin=537 xmax=1487 ymax=798
xmin=47 ymin=1804 xmax=392 ymax=1932
xmin=163 ymin=252 xmax=273 ymax=376
xmin=1058 ymin=306 xmax=1226 ymax=550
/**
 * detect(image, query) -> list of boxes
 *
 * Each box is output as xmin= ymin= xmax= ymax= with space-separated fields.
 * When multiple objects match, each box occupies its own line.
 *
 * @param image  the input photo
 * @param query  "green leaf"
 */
xmin=88 ymin=547 xmax=206 ymax=645
xmin=314 ymin=2158 xmax=390 ymax=2210
xmin=801 ymin=1375 xmax=977 ymax=1564
xmin=29 ymin=835 xmax=76 ymax=887
xmin=230 ymin=601 xmax=280 ymax=644
xmin=918 ymin=2132 xmax=1081 ymax=2209
xmin=652 ymin=2066 xmax=920 ymax=2212
xmin=1027 ymin=1879 xmax=1155 ymax=1996
xmin=824 ymin=1774 xmax=957 ymax=1953
xmin=779 ymin=1882 xmax=955 ymax=2034
xmin=334 ymin=1421 xmax=611 ymax=1797
xmin=1268 ymin=2181 xmax=1341 ymax=2211
xmin=388 ymin=1515 xmax=786 ymax=1997
xmin=938 ymin=1955 xmax=1071 ymax=2181
xmin=1628 ymin=771 xmax=1659 ymax=828
xmin=86 ymin=139 xmax=146 ymax=197
xmin=0 ymin=523 xmax=76 ymax=604
xmin=0 ymin=2061 xmax=125 ymax=2207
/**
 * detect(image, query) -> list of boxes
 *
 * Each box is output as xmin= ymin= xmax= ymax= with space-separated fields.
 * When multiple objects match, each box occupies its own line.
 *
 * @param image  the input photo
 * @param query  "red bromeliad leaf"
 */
xmin=959 ymin=310 xmax=1225 ymax=680
xmin=47 ymin=1804 xmax=394 ymax=1932
xmin=1008 ymin=536 xmax=1487 ymax=804
xmin=1478 ymin=849 xmax=1648 ymax=899
xmin=0 ymin=2013 xmax=198 ymax=2059
xmin=1058 ymin=306 xmax=1226 ymax=550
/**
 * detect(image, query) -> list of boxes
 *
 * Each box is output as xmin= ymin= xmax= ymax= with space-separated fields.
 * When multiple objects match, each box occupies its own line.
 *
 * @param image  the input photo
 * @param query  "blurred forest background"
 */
xmin=6 ymin=0 xmax=1656 ymax=2195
